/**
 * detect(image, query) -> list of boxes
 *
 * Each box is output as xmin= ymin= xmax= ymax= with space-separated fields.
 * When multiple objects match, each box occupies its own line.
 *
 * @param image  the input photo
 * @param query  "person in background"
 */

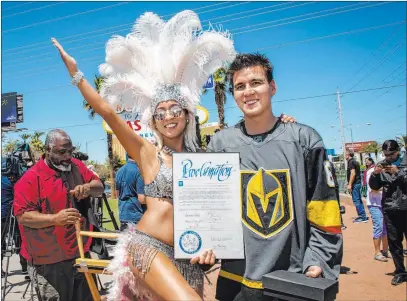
xmin=346 ymin=151 xmax=368 ymax=223
xmin=115 ymin=155 xmax=146 ymax=231
xmin=369 ymin=140 xmax=407 ymax=286
xmin=13 ymin=129 xmax=104 ymax=301
xmin=365 ymin=157 xmax=390 ymax=262
xmin=362 ymin=156 xmax=375 ymax=197
xmin=328 ymin=160 xmax=347 ymax=231
xmin=1 ymin=174 xmax=28 ymax=279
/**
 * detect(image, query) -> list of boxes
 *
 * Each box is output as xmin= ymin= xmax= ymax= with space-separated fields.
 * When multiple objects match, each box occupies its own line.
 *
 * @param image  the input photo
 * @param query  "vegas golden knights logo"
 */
xmin=241 ymin=168 xmax=293 ymax=238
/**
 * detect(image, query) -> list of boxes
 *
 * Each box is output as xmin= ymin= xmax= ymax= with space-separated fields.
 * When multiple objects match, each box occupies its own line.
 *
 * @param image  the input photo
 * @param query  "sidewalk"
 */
xmin=2 ymin=193 xmax=406 ymax=300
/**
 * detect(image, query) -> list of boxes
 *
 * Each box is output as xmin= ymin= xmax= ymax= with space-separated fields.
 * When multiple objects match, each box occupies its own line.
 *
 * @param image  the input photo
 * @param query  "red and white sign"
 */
xmin=103 ymin=112 xmax=156 ymax=144
xmin=345 ymin=141 xmax=375 ymax=153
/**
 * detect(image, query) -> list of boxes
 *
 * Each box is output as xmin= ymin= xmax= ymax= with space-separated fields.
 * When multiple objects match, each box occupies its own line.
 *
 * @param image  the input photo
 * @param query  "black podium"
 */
xmin=263 ymin=270 xmax=338 ymax=301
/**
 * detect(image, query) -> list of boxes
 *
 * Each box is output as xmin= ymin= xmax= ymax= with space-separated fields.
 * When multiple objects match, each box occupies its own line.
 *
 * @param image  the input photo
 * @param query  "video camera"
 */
xmin=1 ymin=143 xmax=35 ymax=182
xmin=71 ymin=150 xmax=89 ymax=161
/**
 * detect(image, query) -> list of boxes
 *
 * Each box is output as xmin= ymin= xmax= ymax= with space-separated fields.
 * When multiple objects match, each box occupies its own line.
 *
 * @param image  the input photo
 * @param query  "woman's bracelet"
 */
xmin=71 ymin=70 xmax=84 ymax=86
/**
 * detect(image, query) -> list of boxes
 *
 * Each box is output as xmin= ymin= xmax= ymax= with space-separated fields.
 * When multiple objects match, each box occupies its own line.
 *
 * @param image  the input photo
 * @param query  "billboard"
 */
xmin=345 ymin=141 xmax=375 ymax=153
xmin=1 ymin=92 xmax=17 ymax=124
xmin=203 ymin=74 xmax=214 ymax=89
xmin=16 ymin=94 xmax=23 ymax=123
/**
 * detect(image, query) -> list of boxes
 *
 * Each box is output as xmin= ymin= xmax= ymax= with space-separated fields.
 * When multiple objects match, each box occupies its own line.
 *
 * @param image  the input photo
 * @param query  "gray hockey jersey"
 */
xmin=207 ymin=120 xmax=343 ymax=298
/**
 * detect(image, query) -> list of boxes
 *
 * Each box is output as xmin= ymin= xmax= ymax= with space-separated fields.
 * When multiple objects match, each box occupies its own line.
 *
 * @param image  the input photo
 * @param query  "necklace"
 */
xmin=162 ymin=145 xmax=176 ymax=155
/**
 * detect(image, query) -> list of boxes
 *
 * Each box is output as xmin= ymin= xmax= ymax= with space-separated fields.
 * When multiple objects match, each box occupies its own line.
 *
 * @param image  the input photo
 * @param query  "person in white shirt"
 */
xmin=365 ymin=157 xmax=391 ymax=262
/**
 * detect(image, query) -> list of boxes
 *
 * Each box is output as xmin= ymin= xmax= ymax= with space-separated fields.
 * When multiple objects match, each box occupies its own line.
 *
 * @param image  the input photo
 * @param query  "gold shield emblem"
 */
xmin=241 ymin=168 xmax=293 ymax=238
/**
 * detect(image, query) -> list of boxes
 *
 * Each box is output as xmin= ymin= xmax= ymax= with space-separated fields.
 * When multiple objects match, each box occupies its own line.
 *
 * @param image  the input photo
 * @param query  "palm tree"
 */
xmin=30 ymin=131 xmax=45 ymax=160
xmin=213 ymin=68 xmax=228 ymax=129
xmin=2 ymin=139 xmax=20 ymax=154
xmin=396 ymin=135 xmax=407 ymax=148
xmin=83 ymin=75 xmax=117 ymax=198
xmin=19 ymin=133 xmax=31 ymax=143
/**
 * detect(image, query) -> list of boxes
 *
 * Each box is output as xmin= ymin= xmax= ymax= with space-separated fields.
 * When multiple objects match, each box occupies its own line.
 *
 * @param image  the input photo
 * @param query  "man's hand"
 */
xmin=190 ymin=249 xmax=216 ymax=265
xmin=53 ymin=208 xmax=81 ymax=226
xmin=384 ymin=165 xmax=399 ymax=175
xmin=70 ymin=184 xmax=90 ymax=200
xmin=305 ymin=266 xmax=323 ymax=278
xmin=347 ymin=184 xmax=352 ymax=194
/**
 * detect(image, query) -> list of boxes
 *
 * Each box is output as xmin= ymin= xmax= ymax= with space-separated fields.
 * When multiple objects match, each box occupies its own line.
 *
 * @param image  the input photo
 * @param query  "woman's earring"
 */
xmin=186 ymin=119 xmax=189 ymax=124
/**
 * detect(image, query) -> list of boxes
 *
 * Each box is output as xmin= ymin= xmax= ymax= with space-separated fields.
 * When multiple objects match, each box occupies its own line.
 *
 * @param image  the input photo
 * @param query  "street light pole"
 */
xmin=85 ymin=138 xmax=104 ymax=155
xmin=336 ymin=88 xmax=347 ymax=170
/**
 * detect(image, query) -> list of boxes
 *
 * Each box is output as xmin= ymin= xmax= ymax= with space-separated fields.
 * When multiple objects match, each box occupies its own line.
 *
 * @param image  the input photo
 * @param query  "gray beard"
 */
xmin=49 ymin=158 xmax=72 ymax=172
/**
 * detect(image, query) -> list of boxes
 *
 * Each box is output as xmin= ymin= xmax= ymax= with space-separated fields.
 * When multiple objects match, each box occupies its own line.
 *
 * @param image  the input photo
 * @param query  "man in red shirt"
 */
xmin=14 ymin=129 xmax=104 ymax=301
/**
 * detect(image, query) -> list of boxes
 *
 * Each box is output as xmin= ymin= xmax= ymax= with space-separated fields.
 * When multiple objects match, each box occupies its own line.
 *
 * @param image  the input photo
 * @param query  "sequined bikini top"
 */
xmin=144 ymin=152 xmax=173 ymax=200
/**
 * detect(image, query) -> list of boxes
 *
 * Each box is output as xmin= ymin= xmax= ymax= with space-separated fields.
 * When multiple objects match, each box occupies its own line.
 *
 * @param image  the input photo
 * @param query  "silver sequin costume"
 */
xmin=144 ymin=153 xmax=173 ymax=200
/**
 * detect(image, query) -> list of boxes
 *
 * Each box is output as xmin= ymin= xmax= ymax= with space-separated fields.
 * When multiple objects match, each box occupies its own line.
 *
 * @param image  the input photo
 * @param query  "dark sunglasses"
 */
xmin=154 ymin=105 xmax=183 ymax=121
xmin=383 ymin=151 xmax=397 ymax=157
xmin=53 ymin=147 xmax=76 ymax=155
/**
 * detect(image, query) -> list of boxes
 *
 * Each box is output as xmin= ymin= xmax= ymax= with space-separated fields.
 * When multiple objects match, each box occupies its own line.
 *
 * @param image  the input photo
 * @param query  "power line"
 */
xmin=211 ymin=2 xmax=315 ymax=26
xmin=2 ymin=2 xmax=252 ymax=60
xmin=3 ymin=3 xmax=312 ymax=71
xmin=5 ymin=18 xmax=406 ymax=80
xmin=14 ymin=84 xmax=406 ymax=133
xmin=376 ymin=60 xmax=407 ymax=85
xmin=2 ymin=1 xmax=248 ymax=53
xmin=2 ymin=2 xmax=34 ymax=11
xmin=257 ymin=20 xmax=406 ymax=51
xmin=2 ymin=2 xmax=65 ymax=19
xmin=2 ymin=1 xmax=378 ymax=60
xmin=4 ymin=2 xmax=391 ymax=72
xmin=341 ymin=23 xmax=404 ymax=91
xmin=2 ymin=2 xmax=131 ymax=34
xmin=383 ymin=67 xmax=406 ymax=84
xmin=234 ymin=2 xmax=387 ymax=35
xmin=201 ymin=2 xmax=293 ymax=23
xmin=346 ymin=38 xmax=406 ymax=92
xmin=375 ymin=76 xmax=407 ymax=99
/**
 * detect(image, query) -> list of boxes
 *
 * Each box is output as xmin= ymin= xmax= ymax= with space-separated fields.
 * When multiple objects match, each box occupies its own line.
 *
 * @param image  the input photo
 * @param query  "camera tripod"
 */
xmin=1 ymin=208 xmax=42 ymax=301
xmin=91 ymin=193 xmax=119 ymax=231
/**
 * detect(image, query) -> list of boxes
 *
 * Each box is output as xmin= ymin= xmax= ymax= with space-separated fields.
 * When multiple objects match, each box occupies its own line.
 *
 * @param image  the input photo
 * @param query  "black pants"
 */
xmin=384 ymin=210 xmax=407 ymax=275
xmin=233 ymin=285 xmax=281 ymax=301
xmin=28 ymin=255 xmax=93 ymax=301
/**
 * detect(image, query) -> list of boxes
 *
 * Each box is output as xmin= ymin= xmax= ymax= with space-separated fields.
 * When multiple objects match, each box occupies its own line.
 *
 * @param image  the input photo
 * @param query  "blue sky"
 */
xmin=2 ymin=1 xmax=406 ymax=163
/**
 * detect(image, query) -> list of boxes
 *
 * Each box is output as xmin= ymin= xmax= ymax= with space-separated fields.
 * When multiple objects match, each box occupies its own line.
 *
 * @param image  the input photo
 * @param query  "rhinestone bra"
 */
xmin=144 ymin=152 xmax=173 ymax=200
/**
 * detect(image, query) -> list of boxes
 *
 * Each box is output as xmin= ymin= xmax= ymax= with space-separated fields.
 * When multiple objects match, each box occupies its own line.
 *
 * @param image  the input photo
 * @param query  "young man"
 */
xmin=208 ymin=53 xmax=343 ymax=301
xmin=369 ymin=140 xmax=407 ymax=286
xmin=346 ymin=151 xmax=368 ymax=223
xmin=115 ymin=155 xmax=146 ymax=231
xmin=13 ymin=129 xmax=104 ymax=301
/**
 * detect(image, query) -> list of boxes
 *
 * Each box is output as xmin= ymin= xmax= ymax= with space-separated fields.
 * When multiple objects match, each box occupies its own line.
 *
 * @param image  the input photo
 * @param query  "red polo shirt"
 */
xmin=14 ymin=157 xmax=99 ymax=265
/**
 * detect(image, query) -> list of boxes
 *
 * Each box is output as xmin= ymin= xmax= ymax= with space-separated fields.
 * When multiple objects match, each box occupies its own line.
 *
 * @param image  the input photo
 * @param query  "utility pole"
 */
xmin=336 ymin=88 xmax=347 ymax=170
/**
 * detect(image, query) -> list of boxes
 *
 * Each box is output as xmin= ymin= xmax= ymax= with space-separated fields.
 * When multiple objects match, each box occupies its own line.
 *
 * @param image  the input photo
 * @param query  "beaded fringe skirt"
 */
xmin=106 ymin=224 xmax=204 ymax=301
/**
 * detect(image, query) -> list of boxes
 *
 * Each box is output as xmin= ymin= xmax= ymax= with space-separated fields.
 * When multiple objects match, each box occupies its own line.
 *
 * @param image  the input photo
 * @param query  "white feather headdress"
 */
xmin=98 ymin=10 xmax=236 ymax=124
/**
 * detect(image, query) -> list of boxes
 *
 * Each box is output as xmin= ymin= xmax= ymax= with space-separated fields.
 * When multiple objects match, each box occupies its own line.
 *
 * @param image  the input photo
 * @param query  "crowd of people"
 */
xmin=1 ymin=9 xmax=405 ymax=301
xmin=346 ymin=141 xmax=407 ymax=286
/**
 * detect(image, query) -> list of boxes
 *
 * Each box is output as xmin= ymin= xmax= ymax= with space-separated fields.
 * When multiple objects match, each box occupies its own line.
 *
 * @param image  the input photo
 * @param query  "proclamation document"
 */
xmin=173 ymin=152 xmax=244 ymax=259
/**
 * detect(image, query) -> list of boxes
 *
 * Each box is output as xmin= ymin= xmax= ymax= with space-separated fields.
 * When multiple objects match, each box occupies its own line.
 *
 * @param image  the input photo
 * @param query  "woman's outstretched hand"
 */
xmin=190 ymin=249 xmax=216 ymax=265
xmin=51 ymin=38 xmax=78 ymax=77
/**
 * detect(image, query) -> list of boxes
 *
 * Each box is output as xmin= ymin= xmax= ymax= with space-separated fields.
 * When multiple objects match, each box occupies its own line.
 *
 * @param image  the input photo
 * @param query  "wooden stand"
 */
xmin=75 ymin=222 xmax=120 ymax=301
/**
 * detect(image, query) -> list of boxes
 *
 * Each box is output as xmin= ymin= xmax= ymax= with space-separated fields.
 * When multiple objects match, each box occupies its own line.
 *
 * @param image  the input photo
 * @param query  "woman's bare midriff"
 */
xmin=135 ymin=196 xmax=175 ymax=246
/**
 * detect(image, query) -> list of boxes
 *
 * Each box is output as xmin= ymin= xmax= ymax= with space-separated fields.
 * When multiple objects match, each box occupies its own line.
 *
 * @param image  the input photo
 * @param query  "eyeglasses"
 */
xmin=153 ymin=105 xmax=183 ymax=121
xmin=53 ymin=147 xmax=75 ymax=155
xmin=383 ymin=151 xmax=397 ymax=157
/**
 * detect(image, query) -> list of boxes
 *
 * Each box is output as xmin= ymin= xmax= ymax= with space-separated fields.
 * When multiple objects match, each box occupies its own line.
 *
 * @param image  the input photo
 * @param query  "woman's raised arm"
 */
xmin=51 ymin=38 xmax=154 ymax=166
